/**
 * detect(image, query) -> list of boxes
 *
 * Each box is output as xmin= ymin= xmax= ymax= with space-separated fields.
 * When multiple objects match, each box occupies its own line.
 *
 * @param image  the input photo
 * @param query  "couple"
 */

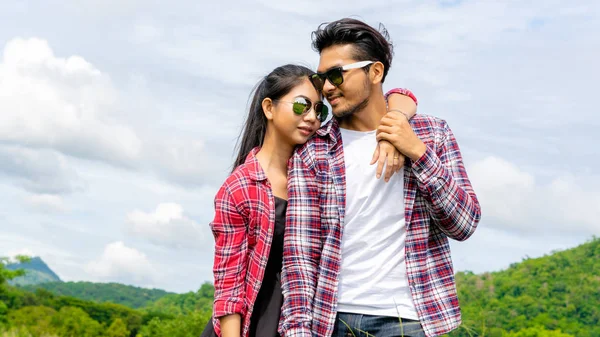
xmin=202 ymin=18 xmax=481 ymax=337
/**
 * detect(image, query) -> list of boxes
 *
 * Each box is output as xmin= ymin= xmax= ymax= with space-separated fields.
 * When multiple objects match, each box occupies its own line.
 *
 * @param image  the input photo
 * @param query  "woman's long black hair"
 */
xmin=232 ymin=64 xmax=314 ymax=171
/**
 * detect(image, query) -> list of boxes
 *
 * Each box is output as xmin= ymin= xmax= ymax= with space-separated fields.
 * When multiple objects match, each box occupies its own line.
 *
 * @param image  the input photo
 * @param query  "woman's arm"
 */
xmin=372 ymin=88 xmax=419 ymax=181
xmin=211 ymin=183 xmax=248 ymax=336
xmin=219 ymin=314 xmax=242 ymax=337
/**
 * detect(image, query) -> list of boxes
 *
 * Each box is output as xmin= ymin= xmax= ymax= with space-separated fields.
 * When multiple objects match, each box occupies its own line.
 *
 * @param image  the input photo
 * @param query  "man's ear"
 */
xmin=370 ymin=61 xmax=385 ymax=85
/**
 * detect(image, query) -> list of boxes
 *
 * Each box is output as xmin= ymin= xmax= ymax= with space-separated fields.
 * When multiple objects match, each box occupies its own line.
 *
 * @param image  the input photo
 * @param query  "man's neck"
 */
xmin=338 ymin=92 xmax=387 ymax=132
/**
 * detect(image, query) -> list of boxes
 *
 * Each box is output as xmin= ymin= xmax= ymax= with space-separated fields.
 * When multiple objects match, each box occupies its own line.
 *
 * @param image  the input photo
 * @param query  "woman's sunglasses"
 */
xmin=309 ymin=61 xmax=374 ymax=91
xmin=274 ymin=96 xmax=329 ymax=122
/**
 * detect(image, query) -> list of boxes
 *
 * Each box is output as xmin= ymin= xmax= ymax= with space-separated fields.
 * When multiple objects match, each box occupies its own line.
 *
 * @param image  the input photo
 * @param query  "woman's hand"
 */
xmin=371 ymin=140 xmax=404 ymax=182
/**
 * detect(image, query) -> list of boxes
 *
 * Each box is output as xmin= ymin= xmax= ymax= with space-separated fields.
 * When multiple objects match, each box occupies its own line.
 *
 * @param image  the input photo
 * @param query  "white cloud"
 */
xmin=0 ymin=145 xmax=84 ymax=194
xmin=25 ymin=194 xmax=68 ymax=213
xmin=5 ymin=248 xmax=36 ymax=262
xmin=85 ymin=241 xmax=156 ymax=285
xmin=0 ymin=37 xmax=143 ymax=166
xmin=470 ymin=156 xmax=600 ymax=234
xmin=0 ymin=37 xmax=233 ymax=190
xmin=126 ymin=203 xmax=206 ymax=249
xmin=0 ymin=232 xmax=78 ymax=281
xmin=147 ymin=137 xmax=232 ymax=187
xmin=450 ymin=226 xmax=587 ymax=274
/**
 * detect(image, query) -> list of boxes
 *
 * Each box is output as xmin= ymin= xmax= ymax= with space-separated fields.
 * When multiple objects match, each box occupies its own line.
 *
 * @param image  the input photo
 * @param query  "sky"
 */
xmin=0 ymin=0 xmax=598 ymax=293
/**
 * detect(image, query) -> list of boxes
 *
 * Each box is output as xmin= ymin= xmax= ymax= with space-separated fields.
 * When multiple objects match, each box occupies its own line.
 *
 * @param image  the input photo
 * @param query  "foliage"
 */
xmin=21 ymin=282 xmax=172 ymax=309
xmin=0 ymin=257 xmax=31 ymax=287
xmin=141 ymin=282 xmax=213 ymax=316
xmin=1 ymin=238 xmax=598 ymax=337
xmin=106 ymin=319 xmax=130 ymax=337
xmin=135 ymin=310 xmax=211 ymax=337
xmin=6 ymin=258 xmax=59 ymax=286
xmin=446 ymin=237 xmax=600 ymax=337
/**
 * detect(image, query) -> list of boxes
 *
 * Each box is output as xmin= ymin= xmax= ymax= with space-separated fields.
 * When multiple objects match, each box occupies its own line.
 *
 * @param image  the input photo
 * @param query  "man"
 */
xmin=280 ymin=18 xmax=481 ymax=337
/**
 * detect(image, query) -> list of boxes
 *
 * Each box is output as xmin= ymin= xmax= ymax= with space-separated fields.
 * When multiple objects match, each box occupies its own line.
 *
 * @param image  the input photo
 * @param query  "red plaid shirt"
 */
xmin=210 ymin=148 xmax=279 ymax=337
xmin=280 ymin=114 xmax=482 ymax=337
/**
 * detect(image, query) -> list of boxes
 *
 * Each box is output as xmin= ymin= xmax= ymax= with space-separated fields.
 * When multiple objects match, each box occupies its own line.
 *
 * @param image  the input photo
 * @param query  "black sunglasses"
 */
xmin=309 ymin=61 xmax=374 ymax=91
xmin=274 ymin=96 xmax=329 ymax=122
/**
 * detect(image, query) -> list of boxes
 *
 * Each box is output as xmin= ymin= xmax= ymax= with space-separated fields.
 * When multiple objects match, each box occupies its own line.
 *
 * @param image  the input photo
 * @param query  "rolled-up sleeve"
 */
xmin=211 ymin=184 xmax=249 ymax=317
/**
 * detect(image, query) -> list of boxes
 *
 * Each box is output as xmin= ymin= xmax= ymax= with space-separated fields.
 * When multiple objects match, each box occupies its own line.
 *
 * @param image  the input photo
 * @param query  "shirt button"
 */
xmin=268 ymin=228 xmax=273 ymax=234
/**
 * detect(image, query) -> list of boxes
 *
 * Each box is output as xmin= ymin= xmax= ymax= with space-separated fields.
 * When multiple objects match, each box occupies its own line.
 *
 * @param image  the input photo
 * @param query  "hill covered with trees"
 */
xmin=21 ymin=282 xmax=173 ymax=309
xmin=1 ymin=237 xmax=598 ymax=336
xmin=7 ymin=257 xmax=61 ymax=286
xmin=446 ymin=237 xmax=599 ymax=337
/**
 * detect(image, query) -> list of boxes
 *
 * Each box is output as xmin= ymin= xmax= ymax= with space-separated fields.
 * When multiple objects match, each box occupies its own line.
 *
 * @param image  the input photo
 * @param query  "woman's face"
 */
xmin=267 ymin=78 xmax=326 ymax=146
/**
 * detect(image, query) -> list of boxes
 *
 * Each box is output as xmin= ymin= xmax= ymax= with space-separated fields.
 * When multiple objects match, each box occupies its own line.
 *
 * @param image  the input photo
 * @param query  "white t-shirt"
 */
xmin=336 ymin=128 xmax=418 ymax=319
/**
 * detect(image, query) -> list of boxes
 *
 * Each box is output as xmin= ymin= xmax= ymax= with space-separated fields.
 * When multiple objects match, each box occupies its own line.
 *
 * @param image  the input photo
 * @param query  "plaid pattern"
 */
xmin=210 ymin=147 xmax=277 ymax=337
xmin=280 ymin=115 xmax=481 ymax=337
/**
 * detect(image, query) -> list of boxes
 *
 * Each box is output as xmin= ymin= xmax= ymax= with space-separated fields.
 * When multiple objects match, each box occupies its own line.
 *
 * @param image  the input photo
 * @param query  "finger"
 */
xmin=384 ymin=151 xmax=395 ymax=182
xmin=392 ymin=152 xmax=400 ymax=174
xmin=379 ymin=116 xmax=394 ymax=126
xmin=376 ymin=151 xmax=387 ymax=179
xmin=396 ymin=154 xmax=405 ymax=172
xmin=376 ymin=131 xmax=392 ymax=142
xmin=385 ymin=111 xmax=403 ymax=121
xmin=370 ymin=142 xmax=380 ymax=165
xmin=377 ymin=125 xmax=395 ymax=134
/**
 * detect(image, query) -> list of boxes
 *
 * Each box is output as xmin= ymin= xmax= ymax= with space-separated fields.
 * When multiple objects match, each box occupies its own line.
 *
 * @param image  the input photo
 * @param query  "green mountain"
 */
xmin=141 ymin=282 xmax=214 ymax=315
xmin=447 ymin=237 xmax=600 ymax=337
xmin=5 ymin=257 xmax=172 ymax=309
xmin=7 ymin=257 xmax=61 ymax=286
xmin=2 ymin=238 xmax=598 ymax=337
xmin=21 ymin=281 xmax=174 ymax=309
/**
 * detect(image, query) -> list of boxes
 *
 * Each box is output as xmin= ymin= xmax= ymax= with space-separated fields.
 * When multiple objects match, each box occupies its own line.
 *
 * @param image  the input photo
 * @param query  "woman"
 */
xmin=202 ymin=64 xmax=416 ymax=337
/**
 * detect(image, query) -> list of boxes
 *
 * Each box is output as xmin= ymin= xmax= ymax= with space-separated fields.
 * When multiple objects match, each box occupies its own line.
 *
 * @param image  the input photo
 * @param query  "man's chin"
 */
xmin=332 ymin=107 xmax=354 ymax=119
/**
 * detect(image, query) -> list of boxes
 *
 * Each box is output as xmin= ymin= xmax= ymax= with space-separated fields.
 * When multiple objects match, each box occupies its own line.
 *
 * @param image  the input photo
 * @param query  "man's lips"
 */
xmin=327 ymin=95 xmax=341 ymax=105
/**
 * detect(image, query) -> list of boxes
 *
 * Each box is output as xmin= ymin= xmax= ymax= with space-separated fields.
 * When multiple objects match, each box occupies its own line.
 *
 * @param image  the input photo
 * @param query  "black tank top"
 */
xmin=248 ymin=196 xmax=287 ymax=337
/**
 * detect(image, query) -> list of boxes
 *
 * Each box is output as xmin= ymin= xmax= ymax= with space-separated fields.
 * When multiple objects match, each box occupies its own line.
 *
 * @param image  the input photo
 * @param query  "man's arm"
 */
xmin=411 ymin=120 xmax=481 ymax=241
xmin=373 ymin=88 xmax=419 ymax=181
xmin=376 ymin=113 xmax=481 ymax=241
xmin=279 ymin=148 xmax=322 ymax=337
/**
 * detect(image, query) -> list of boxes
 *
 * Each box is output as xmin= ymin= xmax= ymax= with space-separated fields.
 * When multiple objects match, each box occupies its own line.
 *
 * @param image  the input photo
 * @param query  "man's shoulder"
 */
xmin=411 ymin=114 xmax=448 ymax=126
xmin=410 ymin=114 xmax=450 ymax=136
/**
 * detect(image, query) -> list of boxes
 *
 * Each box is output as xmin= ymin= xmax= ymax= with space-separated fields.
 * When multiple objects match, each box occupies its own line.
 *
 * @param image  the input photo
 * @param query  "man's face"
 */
xmin=317 ymin=44 xmax=371 ymax=119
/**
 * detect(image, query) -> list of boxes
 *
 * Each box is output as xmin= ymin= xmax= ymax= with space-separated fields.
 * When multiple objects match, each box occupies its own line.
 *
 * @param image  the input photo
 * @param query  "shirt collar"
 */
xmin=244 ymin=147 xmax=267 ymax=182
xmin=316 ymin=118 xmax=341 ymax=146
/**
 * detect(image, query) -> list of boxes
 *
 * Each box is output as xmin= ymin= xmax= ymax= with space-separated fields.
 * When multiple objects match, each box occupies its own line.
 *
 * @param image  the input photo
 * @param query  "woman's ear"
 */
xmin=262 ymin=98 xmax=274 ymax=120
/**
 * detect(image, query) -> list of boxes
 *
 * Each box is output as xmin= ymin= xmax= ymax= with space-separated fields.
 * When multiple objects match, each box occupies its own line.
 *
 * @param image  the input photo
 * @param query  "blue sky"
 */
xmin=0 ymin=0 xmax=598 ymax=293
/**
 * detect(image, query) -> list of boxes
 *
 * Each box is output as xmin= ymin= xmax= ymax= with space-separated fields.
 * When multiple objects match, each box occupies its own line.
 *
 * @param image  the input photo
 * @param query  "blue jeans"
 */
xmin=331 ymin=312 xmax=426 ymax=337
